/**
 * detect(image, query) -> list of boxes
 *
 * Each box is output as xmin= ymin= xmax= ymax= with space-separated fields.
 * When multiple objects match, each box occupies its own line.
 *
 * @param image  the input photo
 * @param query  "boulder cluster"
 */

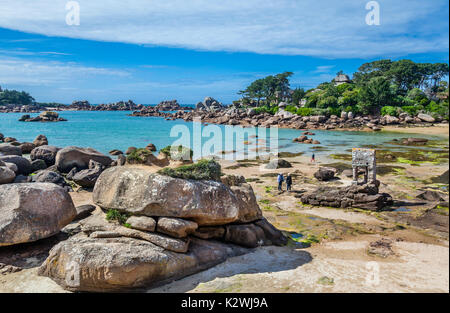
xmin=1 ymin=133 xmax=287 ymax=291
xmin=19 ymin=111 xmax=67 ymax=122
xmin=154 ymin=100 xmax=184 ymax=111
xmin=67 ymin=100 xmax=143 ymax=111
xmin=36 ymin=167 xmax=286 ymax=292
xmin=129 ymin=102 xmax=446 ymax=131
xmin=293 ymin=132 xmax=321 ymax=144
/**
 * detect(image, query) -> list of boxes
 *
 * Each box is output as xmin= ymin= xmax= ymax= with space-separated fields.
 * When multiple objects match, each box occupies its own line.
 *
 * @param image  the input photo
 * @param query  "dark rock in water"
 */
xmin=314 ymin=167 xmax=336 ymax=181
xmin=0 ymin=155 xmax=32 ymax=175
xmin=74 ymin=205 xmax=96 ymax=221
xmin=32 ymin=170 xmax=72 ymax=191
xmin=33 ymin=135 xmax=48 ymax=147
xmin=401 ymin=138 xmax=428 ymax=145
xmin=30 ymin=145 xmax=61 ymax=166
xmin=265 ymin=158 xmax=292 ymax=169
xmin=55 ymin=146 xmax=112 ymax=173
xmin=72 ymin=160 xmax=105 ymax=188
xmin=0 ymin=183 xmax=76 ymax=246
xmin=3 ymin=137 xmax=17 ymax=143
xmin=301 ymin=182 xmax=393 ymax=211
xmin=416 ymin=190 xmax=446 ymax=202
xmin=18 ymin=114 xmax=30 ymax=121
xmin=31 ymin=159 xmax=47 ymax=172
xmin=0 ymin=143 xmax=22 ymax=156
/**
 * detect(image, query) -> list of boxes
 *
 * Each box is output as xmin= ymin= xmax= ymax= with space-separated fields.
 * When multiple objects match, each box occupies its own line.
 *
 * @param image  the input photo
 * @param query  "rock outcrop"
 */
xmin=38 ymin=235 xmax=248 ymax=292
xmin=196 ymin=97 xmax=224 ymax=112
xmin=30 ymin=145 xmax=61 ymax=166
xmin=72 ymin=160 xmax=105 ymax=188
xmin=0 ymin=155 xmax=33 ymax=175
xmin=0 ymin=143 xmax=22 ymax=156
xmin=265 ymin=159 xmax=292 ymax=169
xmin=314 ymin=167 xmax=336 ymax=181
xmin=0 ymin=166 xmax=15 ymax=184
xmin=93 ymin=167 xmax=263 ymax=226
xmin=0 ymin=183 xmax=76 ymax=246
xmin=55 ymin=146 xmax=112 ymax=173
xmin=301 ymin=182 xmax=393 ymax=211
xmin=19 ymin=111 xmax=67 ymax=122
xmin=37 ymin=162 xmax=286 ymax=292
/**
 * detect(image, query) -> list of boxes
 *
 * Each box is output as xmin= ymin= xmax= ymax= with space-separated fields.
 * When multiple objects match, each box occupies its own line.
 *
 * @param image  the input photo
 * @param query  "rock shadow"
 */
xmin=0 ymin=232 xmax=69 ymax=269
xmin=146 ymin=246 xmax=313 ymax=293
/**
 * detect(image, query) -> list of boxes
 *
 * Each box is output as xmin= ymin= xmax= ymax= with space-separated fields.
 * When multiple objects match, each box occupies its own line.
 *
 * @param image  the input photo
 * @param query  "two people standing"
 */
xmin=277 ymin=173 xmax=292 ymax=192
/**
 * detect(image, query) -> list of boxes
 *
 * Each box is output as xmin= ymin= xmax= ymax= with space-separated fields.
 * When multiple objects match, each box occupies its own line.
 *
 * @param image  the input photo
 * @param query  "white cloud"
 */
xmin=0 ymin=0 xmax=447 ymax=58
xmin=0 ymin=57 xmax=130 ymax=86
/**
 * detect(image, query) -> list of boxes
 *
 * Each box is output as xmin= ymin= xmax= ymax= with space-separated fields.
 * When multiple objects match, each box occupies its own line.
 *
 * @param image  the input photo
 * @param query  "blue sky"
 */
xmin=0 ymin=0 xmax=448 ymax=104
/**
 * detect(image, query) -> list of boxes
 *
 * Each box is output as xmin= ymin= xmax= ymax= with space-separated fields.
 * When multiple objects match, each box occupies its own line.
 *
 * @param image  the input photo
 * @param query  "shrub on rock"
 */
xmin=159 ymin=145 xmax=193 ymax=161
xmin=158 ymin=159 xmax=222 ymax=181
xmin=93 ymin=166 xmax=262 ymax=226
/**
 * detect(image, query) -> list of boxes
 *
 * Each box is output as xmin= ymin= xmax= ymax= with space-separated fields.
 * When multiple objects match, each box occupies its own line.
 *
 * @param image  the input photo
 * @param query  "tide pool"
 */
xmin=0 ymin=111 xmax=444 ymax=159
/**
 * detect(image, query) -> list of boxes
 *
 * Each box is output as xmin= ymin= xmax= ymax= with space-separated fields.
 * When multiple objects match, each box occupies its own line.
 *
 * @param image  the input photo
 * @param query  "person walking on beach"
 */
xmin=286 ymin=173 xmax=292 ymax=191
xmin=311 ymin=153 xmax=316 ymax=163
xmin=277 ymin=173 xmax=284 ymax=191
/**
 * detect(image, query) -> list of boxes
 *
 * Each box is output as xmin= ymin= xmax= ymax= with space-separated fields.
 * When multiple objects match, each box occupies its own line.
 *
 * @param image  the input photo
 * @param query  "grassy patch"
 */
xmin=277 ymin=151 xmax=304 ymax=158
xmin=434 ymin=205 xmax=449 ymax=216
xmin=264 ymin=186 xmax=274 ymax=193
xmin=317 ymin=276 xmax=335 ymax=286
xmin=330 ymin=153 xmax=352 ymax=161
xmin=160 ymin=145 xmax=193 ymax=161
xmin=126 ymin=148 xmax=153 ymax=163
xmin=106 ymin=209 xmax=129 ymax=225
xmin=158 ymin=159 xmax=222 ymax=181
xmin=377 ymin=165 xmax=406 ymax=176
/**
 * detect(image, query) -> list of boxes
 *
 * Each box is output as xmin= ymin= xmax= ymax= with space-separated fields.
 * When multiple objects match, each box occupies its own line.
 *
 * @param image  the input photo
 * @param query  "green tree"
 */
xmin=359 ymin=77 xmax=393 ymax=113
xmin=291 ymin=88 xmax=305 ymax=105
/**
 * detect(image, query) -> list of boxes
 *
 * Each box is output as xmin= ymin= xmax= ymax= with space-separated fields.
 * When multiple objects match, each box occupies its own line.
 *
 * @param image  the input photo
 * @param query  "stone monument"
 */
xmin=352 ymin=148 xmax=376 ymax=185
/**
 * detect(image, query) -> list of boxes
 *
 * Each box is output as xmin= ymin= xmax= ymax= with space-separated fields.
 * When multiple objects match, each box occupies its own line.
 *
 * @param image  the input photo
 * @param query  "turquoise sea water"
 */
xmin=0 ymin=111 xmax=444 ymax=159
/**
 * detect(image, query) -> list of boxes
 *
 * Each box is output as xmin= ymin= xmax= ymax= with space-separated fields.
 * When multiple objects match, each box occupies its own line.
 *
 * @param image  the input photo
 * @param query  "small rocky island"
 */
xmin=19 ymin=111 xmax=67 ymax=122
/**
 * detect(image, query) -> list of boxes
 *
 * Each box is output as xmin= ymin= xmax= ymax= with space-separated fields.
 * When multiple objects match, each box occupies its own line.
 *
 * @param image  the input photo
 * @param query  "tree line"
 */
xmin=236 ymin=59 xmax=449 ymax=120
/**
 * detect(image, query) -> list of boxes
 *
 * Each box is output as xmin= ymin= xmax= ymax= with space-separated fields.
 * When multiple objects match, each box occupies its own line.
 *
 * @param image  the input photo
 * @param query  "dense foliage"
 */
xmin=160 ymin=145 xmax=194 ymax=161
xmin=237 ymin=59 xmax=449 ymax=120
xmin=0 ymin=88 xmax=35 ymax=105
